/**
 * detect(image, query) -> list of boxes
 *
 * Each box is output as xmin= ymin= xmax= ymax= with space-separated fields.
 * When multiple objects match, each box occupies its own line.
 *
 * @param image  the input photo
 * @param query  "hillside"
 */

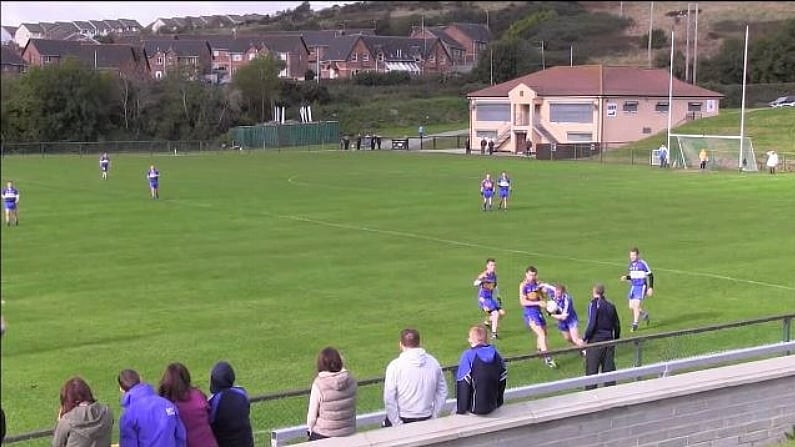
xmin=174 ymin=1 xmax=795 ymax=69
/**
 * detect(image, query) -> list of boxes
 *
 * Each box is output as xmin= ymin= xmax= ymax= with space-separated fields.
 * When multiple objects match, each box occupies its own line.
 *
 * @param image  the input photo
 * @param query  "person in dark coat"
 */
xmin=455 ymin=326 xmax=506 ymax=415
xmin=465 ymin=138 xmax=471 ymax=155
xmin=583 ymin=284 xmax=621 ymax=390
xmin=370 ymin=135 xmax=376 ymax=151
xmin=208 ymin=362 xmax=254 ymax=447
xmin=487 ymin=138 xmax=495 ymax=155
xmin=480 ymin=138 xmax=487 ymax=155
xmin=376 ymin=136 xmax=382 ymax=150
xmin=355 ymin=134 xmax=362 ymax=151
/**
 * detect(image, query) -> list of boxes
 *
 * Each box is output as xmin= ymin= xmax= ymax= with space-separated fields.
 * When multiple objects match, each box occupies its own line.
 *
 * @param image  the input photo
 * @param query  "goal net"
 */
xmin=669 ymin=134 xmax=758 ymax=172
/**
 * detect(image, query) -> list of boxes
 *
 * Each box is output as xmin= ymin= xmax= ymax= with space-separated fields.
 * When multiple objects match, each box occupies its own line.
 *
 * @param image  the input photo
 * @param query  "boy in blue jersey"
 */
xmin=518 ymin=266 xmax=557 ymax=368
xmin=2 ymin=181 xmax=20 ymax=226
xmin=620 ymin=247 xmax=654 ymax=332
xmin=480 ymin=174 xmax=494 ymax=211
xmin=497 ymin=172 xmax=511 ymax=210
xmin=99 ymin=153 xmax=111 ymax=180
xmin=146 ymin=165 xmax=160 ymax=199
xmin=474 ymin=258 xmax=502 ymax=337
xmin=547 ymin=283 xmax=584 ymax=348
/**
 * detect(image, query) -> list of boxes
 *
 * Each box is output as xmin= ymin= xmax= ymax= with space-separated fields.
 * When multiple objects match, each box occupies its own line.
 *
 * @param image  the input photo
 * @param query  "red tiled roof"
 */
xmin=468 ymin=65 xmax=723 ymax=98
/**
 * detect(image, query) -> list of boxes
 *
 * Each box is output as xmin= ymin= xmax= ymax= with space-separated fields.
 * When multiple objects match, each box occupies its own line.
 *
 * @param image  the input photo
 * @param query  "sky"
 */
xmin=1 ymin=1 xmax=354 ymax=27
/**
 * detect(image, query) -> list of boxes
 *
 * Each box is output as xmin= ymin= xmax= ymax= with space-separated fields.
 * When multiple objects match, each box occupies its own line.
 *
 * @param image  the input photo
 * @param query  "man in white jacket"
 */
xmin=382 ymin=328 xmax=448 ymax=427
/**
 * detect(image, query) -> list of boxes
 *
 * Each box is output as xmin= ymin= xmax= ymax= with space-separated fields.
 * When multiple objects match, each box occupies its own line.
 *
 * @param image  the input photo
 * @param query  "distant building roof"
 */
xmin=142 ymin=39 xmax=209 ymax=56
xmin=257 ymin=34 xmax=309 ymax=55
xmin=322 ymin=34 xmax=360 ymax=61
xmin=467 ymin=65 xmax=724 ymax=98
xmin=24 ymin=38 xmax=82 ymax=56
xmin=447 ymin=23 xmax=491 ymax=43
xmin=3 ymin=25 xmax=19 ymax=36
xmin=1 ymin=46 xmax=25 ymax=66
xmin=20 ymin=23 xmax=47 ymax=34
xmin=360 ymin=35 xmax=439 ymax=60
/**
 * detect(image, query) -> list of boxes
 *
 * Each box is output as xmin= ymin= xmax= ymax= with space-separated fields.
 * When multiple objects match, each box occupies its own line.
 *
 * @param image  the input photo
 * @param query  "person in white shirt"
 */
xmin=382 ymin=328 xmax=447 ymax=427
xmin=765 ymin=150 xmax=780 ymax=174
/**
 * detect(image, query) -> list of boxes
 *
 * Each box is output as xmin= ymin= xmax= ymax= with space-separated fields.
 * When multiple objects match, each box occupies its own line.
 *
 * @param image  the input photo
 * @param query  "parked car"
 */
xmin=768 ymin=96 xmax=795 ymax=107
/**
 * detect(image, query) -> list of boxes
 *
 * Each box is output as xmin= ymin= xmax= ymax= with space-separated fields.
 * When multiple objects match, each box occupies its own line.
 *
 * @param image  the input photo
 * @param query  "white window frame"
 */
xmin=213 ymin=50 xmax=219 ymax=57
xmin=362 ymin=53 xmax=369 ymax=62
xmin=248 ymin=53 xmax=256 ymax=61
xmin=623 ymin=101 xmax=639 ymax=113
xmin=351 ymin=52 xmax=357 ymax=62
xmin=232 ymin=54 xmax=243 ymax=62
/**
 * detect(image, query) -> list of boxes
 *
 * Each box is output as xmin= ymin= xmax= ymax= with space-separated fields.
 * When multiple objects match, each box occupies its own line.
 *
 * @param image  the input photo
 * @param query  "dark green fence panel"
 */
xmin=231 ymin=121 xmax=341 ymax=149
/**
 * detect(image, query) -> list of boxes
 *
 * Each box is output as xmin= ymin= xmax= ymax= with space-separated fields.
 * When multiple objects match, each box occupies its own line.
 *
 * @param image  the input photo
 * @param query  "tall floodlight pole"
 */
xmin=541 ymin=40 xmax=545 ymax=69
xmin=739 ymin=25 xmax=749 ymax=170
xmin=489 ymin=47 xmax=494 ymax=85
xmin=666 ymin=31 xmax=674 ymax=158
xmin=685 ymin=3 xmax=691 ymax=82
xmin=693 ymin=3 xmax=699 ymax=84
xmin=647 ymin=2 xmax=654 ymax=67
xmin=570 ymin=44 xmax=573 ymax=66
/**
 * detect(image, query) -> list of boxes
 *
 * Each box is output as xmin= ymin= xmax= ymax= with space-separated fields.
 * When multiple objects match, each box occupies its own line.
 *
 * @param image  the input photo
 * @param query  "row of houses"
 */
xmin=1 ymin=23 xmax=493 ymax=82
xmin=2 ymin=19 xmax=143 ymax=48
xmin=149 ymin=14 xmax=269 ymax=34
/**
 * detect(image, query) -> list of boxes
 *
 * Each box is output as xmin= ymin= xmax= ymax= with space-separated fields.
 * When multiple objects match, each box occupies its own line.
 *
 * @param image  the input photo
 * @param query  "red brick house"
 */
xmin=143 ymin=39 xmax=212 ymax=79
xmin=409 ymin=26 xmax=467 ymax=67
xmin=437 ymin=23 xmax=491 ymax=66
xmin=320 ymin=35 xmax=452 ymax=79
xmin=200 ymin=35 xmax=309 ymax=82
xmin=21 ymin=39 xmax=149 ymax=78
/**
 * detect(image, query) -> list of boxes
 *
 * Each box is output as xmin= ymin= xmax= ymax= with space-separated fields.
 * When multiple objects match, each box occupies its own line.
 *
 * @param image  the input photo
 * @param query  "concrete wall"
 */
xmin=297 ymin=355 xmax=795 ymax=447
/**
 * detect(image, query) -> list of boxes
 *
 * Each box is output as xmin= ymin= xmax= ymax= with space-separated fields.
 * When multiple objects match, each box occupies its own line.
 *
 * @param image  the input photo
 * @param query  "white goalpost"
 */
xmin=665 ymin=26 xmax=758 ymax=172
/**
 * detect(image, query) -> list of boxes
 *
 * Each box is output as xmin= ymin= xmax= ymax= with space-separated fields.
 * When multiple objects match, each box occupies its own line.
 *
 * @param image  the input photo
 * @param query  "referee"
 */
xmin=583 ymin=283 xmax=621 ymax=390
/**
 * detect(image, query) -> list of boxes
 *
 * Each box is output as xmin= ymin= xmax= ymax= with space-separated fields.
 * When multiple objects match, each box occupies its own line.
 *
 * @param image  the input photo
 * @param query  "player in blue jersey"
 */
xmin=99 ymin=152 xmax=111 ymax=180
xmin=480 ymin=174 xmax=494 ymax=211
xmin=497 ymin=172 xmax=511 ymax=210
xmin=547 ymin=283 xmax=584 ymax=348
xmin=146 ymin=165 xmax=160 ymax=199
xmin=2 ymin=181 xmax=20 ymax=226
xmin=620 ymin=247 xmax=654 ymax=332
xmin=473 ymin=258 xmax=504 ymax=340
xmin=519 ymin=266 xmax=557 ymax=368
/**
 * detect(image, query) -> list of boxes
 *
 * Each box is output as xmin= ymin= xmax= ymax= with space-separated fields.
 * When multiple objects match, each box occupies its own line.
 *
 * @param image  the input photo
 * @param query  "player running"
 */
xmin=2 ymin=181 xmax=20 ymax=226
xmin=146 ymin=165 xmax=160 ymax=199
xmin=473 ymin=258 xmax=504 ymax=340
xmin=519 ymin=266 xmax=557 ymax=368
xmin=99 ymin=152 xmax=111 ymax=180
xmin=480 ymin=174 xmax=494 ymax=211
xmin=546 ymin=283 xmax=584 ymax=348
xmin=620 ymin=247 xmax=654 ymax=332
xmin=497 ymin=172 xmax=511 ymax=210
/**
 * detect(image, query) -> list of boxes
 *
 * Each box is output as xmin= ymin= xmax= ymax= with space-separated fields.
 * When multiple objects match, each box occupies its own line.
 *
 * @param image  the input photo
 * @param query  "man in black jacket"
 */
xmin=583 ymin=283 xmax=621 ymax=390
xmin=209 ymin=361 xmax=254 ymax=447
xmin=456 ymin=325 xmax=507 ymax=415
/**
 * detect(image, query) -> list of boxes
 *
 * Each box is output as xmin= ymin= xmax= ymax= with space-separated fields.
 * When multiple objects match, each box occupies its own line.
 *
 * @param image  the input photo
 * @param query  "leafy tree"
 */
xmin=233 ymin=54 xmax=285 ymax=123
xmin=640 ymin=28 xmax=668 ymax=49
xmin=471 ymin=37 xmax=542 ymax=84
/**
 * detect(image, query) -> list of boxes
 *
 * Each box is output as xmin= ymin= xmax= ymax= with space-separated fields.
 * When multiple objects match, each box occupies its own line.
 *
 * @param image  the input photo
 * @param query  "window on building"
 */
xmin=351 ymin=52 xmax=357 ymax=61
xmin=156 ymin=56 xmax=164 ymax=65
xmin=429 ymin=55 xmax=436 ymax=63
xmin=643 ymin=127 xmax=652 ymax=134
xmin=248 ymin=53 xmax=256 ymax=61
xmin=213 ymin=50 xmax=219 ymax=57
xmin=232 ymin=54 xmax=242 ymax=62
xmin=655 ymin=102 xmax=669 ymax=112
xmin=688 ymin=102 xmax=702 ymax=112
xmin=440 ymin=55 xmax=446 ymax=64
xmin=155 ymin=71 xmax=163 ymax=79
xmin=549 ymin=103 xmax=593 ymax=123
xmin=362 ymin=53 xmax=369 ymax=62
xmin=623 ymin=101 xmax=639 ymax=113
xmin=475 ymin=103 xmax=511 ymax=122
xmin=378 ymin=53 xmax=384 ymax=61
xmin=567 ymin=132 xmax=593 ymax=142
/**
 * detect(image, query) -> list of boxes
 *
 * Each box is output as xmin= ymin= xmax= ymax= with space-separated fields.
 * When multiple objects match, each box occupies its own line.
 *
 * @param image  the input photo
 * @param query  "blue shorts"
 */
xmin=149 ymin=182 xmax=158 ymax=188
xmin=4 ymin=202 xmax=16 ymax=211
xmin=480 ymin=298 xmax=501 ymax=313
xmin=482 ymin=190 xmax=493 ymax=199
xmin=499 ymin=188 xmax=509 ymax=198
xmin=557 ymin=318 xmax=578 ymax=332
xmin=523 ymin=310 xmax=546 ymax=328
xmin=628 ymin=285 xmax=647 ymax=300
xmin=101 ymin=165 xmax=109 ymax=172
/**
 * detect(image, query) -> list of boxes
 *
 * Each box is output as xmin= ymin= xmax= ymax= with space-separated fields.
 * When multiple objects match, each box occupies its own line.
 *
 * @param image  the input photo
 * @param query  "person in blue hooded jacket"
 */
xmin=118 ymin=369 xmax=186 ymax=447
xmin=207 ymin=361 xmax=253 ymax=447
xmin=455 ymin=325 xmax=507 ymax=415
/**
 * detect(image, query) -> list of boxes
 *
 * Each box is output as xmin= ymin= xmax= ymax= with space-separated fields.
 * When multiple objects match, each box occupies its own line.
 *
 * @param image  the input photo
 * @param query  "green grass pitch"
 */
xmin=1 ymin=150 xmax=794 ymax=444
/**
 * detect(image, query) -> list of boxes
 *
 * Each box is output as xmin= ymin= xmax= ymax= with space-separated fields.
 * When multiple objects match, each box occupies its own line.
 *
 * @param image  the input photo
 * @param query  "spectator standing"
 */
xmin=455 ymin=326 xmax=507 ymax=415
xmin=370 ymin=135 xmax=376 ymax=151
xmin=158 ymin=363 xmax=218 ymax=447
xmin=118 ymin=369 xmax=186 ymax=447
xmin=699 ymin=149 xmax=709 ymax=171
xmin=208 ymin=361 xmax=253 ymax=447
xmin=465 ymin=137 xmax=471 ymax=155
xmin=766 ymin=150 xmax=780 ymax=174
xmin=382 ymin=329 xmax=447 ymax=427
xmin=53 ymin=377 xmax=114 ymax=447
xmin=376 ymin=136 xmax=382 ymax=150
xmin=525 ymin=139 xmax=533 ymax=157
xmin=583 ymin=284 xmax=621 ymax=390
xmin=355 ymin=134 xmax=362 ymax=151
xmin=306 ymin=347 xmax=357 ymax=441
xmin=487 ymin=138 xmax=495 ymax=155
xmin=480 ymin=138 xmax=487 ymax=155
xmin=343 ymin=135 xmax=350 ymax=151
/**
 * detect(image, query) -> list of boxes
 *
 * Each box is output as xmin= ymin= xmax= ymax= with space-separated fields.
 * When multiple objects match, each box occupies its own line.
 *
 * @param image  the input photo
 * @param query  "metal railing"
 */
xmin=4 ymin=313 xmax=792 ymax=446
